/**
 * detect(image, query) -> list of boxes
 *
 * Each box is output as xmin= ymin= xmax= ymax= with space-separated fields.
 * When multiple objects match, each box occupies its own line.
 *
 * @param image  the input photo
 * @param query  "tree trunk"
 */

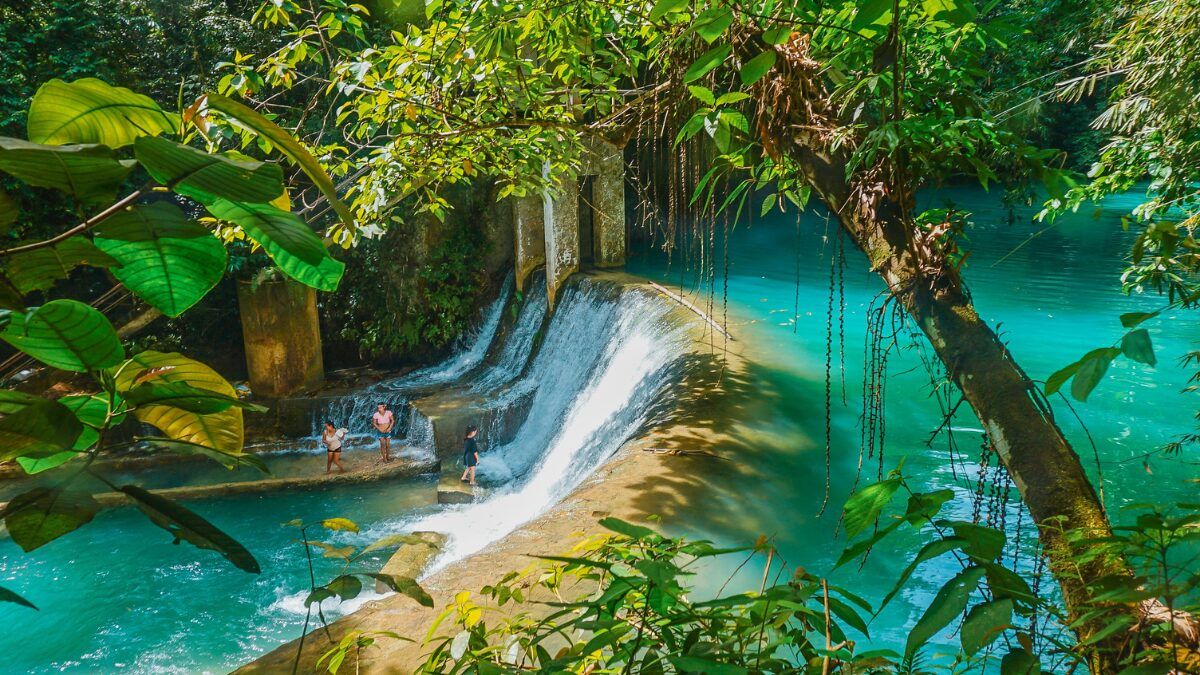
xmin=759 ymin=36 xmax=1126 ymax=666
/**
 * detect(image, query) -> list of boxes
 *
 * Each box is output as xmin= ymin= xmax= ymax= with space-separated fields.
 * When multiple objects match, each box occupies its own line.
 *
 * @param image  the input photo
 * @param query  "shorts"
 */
xmin=375 ymin=430 xmax=390 ymax=439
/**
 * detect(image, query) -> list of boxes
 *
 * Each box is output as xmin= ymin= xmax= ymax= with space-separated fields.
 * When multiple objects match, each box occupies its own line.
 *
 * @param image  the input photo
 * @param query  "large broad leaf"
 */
xmin=906 ymin=566 xmax=987 ymax=655
xmin=1 ymin=300 xmax=124 ymax=372
xmin=684 ymin=44 xmax=732 ymax=83
xmin=119 ymin=484 xmax=260 ymax=573
xmin=0 ymin=189 xmax=16 ymax=233
xmin=108 ymin=350 xmax=245 ymax=453
xmin=204 ymin=94 xmax=354 ymax=230
xmin=0 ymin=486 xmax=101 ymax=552
xmin=0 ymin=138 xmax=132 ymax=203
xmin=842 ymin=477 xmax=901 ymax=538
xmin=16 ymin=393 xmax=110 ymax=474
xmin=0 ymin=585 xmax=36 ymax=610
xmin=204 ymin=198 xmax=344 ymax=291
xmin=961 ymin=598 xmax=1013 ymax=656
xmin=134 ymin=136 xmax=284 ymax=203
xmin=5 ymin=237 xmax=120 ymax=294
xmin=93 ymin=202 xmax=228 ymax=317
xmin=1121 ymin=328 xmax=1156 ymax=366
xmin=0 ymin=399 xmax=82 ymax=461
xmin=365 ymin=573 xmax=434 ymax=607
xmin=740 ymin=50 xmax=778 ymax=86
xmin=28 ymin=78 xmax=177 ymax=148
xmin=0 ymin=389 xmax=39 ymax=414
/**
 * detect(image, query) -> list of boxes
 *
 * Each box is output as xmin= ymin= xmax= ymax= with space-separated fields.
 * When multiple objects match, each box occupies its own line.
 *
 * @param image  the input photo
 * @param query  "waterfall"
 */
xmin=471 ymin=275 xmax=548 ymax=392
xmin=365 ymin=279 xmax=689 ymax=567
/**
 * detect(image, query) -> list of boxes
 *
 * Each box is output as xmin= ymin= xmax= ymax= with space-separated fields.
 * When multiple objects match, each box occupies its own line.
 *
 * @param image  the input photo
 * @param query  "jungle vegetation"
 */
xmin=0 ymin=0 xmax=1198 ymax=673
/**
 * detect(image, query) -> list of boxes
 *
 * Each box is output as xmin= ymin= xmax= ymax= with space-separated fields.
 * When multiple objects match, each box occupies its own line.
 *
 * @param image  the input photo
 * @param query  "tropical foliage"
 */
xmin=0 ymin=75 xmax=353 ymax=607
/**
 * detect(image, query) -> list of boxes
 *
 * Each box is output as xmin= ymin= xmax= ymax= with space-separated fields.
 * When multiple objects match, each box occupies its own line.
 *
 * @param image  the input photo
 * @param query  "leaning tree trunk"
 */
xmin=754 ymin=34 xmax=1129 ymax=667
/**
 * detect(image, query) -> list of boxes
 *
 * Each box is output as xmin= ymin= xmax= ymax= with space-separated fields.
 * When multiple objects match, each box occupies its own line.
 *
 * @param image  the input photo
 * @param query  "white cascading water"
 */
xmin=470 ymin=275 xmax=548 ymax=392
xmin=364 ymin=279 xmax=689 ymax=569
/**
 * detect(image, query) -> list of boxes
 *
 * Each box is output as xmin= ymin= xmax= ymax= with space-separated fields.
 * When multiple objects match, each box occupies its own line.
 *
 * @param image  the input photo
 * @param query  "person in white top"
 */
xmin=322 ymin=421 xmax=348 ymax=474
xmin=372 ymin=403 xmax=395 ymax=463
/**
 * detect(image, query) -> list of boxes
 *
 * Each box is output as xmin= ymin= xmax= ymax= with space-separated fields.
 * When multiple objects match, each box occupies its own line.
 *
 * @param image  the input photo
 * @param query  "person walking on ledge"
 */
xmin=322 ymin=421 xmax=347 ymax=474
xmin=460 ymin=425 xmax=480 ymax=486
xmin=372 ymin=403 xmax=395 ymax=463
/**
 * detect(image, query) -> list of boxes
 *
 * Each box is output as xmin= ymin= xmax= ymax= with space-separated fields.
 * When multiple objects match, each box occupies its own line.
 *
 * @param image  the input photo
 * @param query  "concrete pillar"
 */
xmin=593 ymin=145 xmax=626 ymax=268
xmin=544 ymin=177 xmax=580 ymax=310
xmin=513 ymin=195 xmax=546 ymax=292
xmin=237 ymin=277 xmax=325 ymax=398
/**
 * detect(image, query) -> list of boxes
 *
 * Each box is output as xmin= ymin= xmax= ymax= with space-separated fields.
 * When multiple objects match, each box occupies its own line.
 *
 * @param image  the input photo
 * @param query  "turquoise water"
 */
xmin=0 ymin=475 xmax=438 ymax=673
xmin=628 ymin=186 xmax=1199 ymax=668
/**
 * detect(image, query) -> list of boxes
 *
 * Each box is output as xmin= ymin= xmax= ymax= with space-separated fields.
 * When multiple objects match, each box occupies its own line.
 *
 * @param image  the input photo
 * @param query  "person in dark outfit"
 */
xmin=459 ymin=425 xmax=480 ymax=486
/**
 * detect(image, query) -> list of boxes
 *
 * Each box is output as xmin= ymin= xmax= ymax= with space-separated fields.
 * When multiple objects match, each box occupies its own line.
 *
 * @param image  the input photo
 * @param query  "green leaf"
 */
xmin=0 ymin=189 xmax=17 ymax=233
xmin=0 ymin=138 xmax=132 ymax=203
xmin=648 ymin=0 xmax=688 ymax=21
xmin=1120 ymin=311 xmax=1160 ymax=329
xmin=961 ymin=599 xmax=1013 ymax=656
xmin=16 ymin=393 xmax=115 ymax=475
xmin=119 ymin=484 xmax=260 ymax=573
xmin=694 ymin=8 xmax=733 ymax=43
xmin=0 ymin=486 xmax=100 ymax=552
xmin=945 ymin=521 xmax=1007 ymax=561
xmin=0 ymin=585 xmax=36 ymax=610
xmin=1000 ymin=648 xmax=1040 ymax=675
xmin=853 ymin=0 xmax=893 ymax=29
xmin=28 ymin=78 xmax=177 ymax=148
xmin=687 ymin=85 xmax=716 ymax=105
xmin=684 ymin=44 xmax=732 ymax=83
xmin=6 ymin=237 xmax=120 ymax=294
xmin=599 ymin=516 xmax=657 ymax=540
xmin=16 ymin=451 xmax=81 ymax=475
xmin=109 ymin=350 xmax=245 ymax=453
xmin=365 ymin=573 xmax=434 ymax=607
xmin=134 ymin=136 xmax=284 ymax=203
xmin=922 ymin=0 xmax=976 ymax=22
xmin=0 ymin=389 xmax=40 ymax=414
xmin=326 ymin=575 xmax=363 ymax=602
xmin=94 ymin=202 xmax=228 ymax=317
xmin=906 ymin=566 xmax=986 ymax=655
xmin=1121 ymin=328 xmax=1156 ymax=366
xmin=322 ymin=517 xmax=360 ymax=533
xmin=740 ymin=51 xmax=778 ymax=86
xmin=668 ymin=656 xmax=748 ymax=675
xmin=842 ymin=477 xmax=901 ymax=538
xmin=1 ymin=300 xmax=124 ymax=372
xmin=204 ymin=199 xmax=344 ymax=291
xmin=1072 ymin=351 xmax=1115 ymax=401
xmin=762 ymin=27 xmax=791 ymax=45
xmin=204 ymin=94 xmax=354 ymax=231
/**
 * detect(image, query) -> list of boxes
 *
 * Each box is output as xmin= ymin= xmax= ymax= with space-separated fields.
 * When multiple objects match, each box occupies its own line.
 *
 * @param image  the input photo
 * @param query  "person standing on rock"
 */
xmin=322 ymin=421 xmax=348 ymax=474
xmin=459 ymin=425 xmax=480 ymax=486
xmin=372 ymin=403 xmax=395 ymax=463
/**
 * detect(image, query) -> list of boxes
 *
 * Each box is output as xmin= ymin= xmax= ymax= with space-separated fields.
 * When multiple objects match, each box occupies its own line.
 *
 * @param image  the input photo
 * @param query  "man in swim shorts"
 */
xmin=372 ymin=403 xmax=395 ymax=462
